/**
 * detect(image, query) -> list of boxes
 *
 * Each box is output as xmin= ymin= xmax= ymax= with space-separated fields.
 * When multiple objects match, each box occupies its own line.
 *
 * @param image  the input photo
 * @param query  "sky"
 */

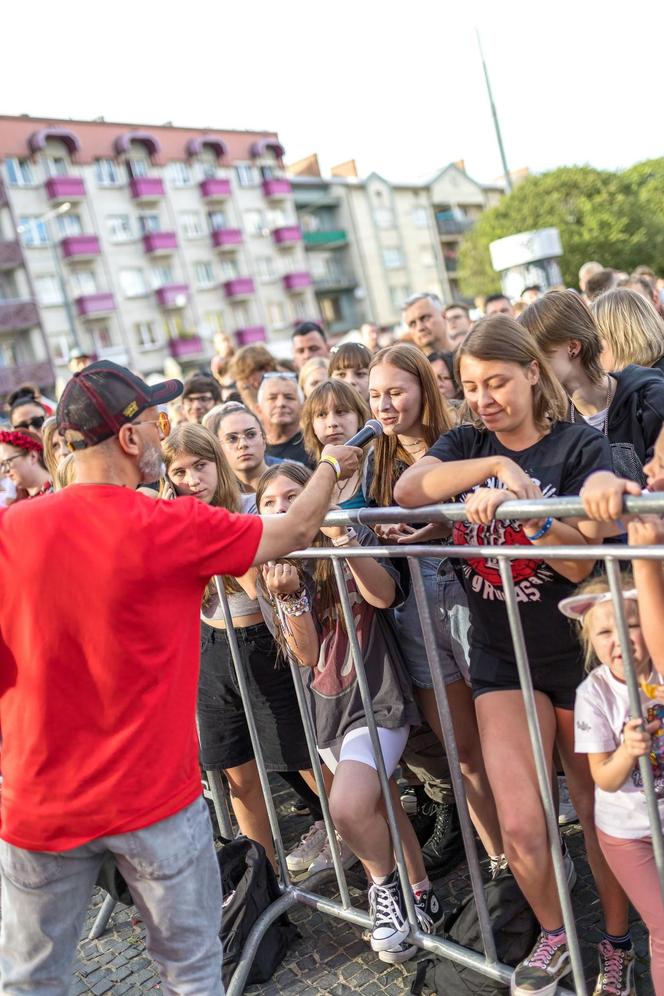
xmin=2 ymin=0 xmax=663 ymax=184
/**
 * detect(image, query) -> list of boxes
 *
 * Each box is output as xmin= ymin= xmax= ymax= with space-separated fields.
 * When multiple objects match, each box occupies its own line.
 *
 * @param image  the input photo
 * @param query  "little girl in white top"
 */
xmin=561 ymin=574 xmax=664 ymax=995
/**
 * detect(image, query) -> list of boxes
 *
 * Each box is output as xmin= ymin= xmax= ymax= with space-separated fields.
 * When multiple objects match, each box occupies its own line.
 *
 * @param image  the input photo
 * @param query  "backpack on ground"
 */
xmin=411 ymin=869 xmax=539 ymax=995
xmin=218 ymin=835 xmax=298 ymax=989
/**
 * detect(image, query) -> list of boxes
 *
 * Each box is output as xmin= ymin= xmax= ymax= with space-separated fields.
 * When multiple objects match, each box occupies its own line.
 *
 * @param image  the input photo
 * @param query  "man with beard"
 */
xmin=0 ymin=360 xmax=361 ymax=994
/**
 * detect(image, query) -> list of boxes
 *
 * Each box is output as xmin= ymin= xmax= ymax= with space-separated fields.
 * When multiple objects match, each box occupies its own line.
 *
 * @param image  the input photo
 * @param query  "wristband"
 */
xmin=524 ymin=516 xmax=554 ymax=542
xmin=318 ymin=455 xmax=341 ymax=481
xmin=277 ymin=588 xmax=310 ymax=617
xmin=331 ymin=527 xmax=357 ymax=547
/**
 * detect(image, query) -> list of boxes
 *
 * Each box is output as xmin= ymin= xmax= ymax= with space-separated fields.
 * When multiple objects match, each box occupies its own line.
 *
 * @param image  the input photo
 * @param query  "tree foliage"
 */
xmin=458 ymin=161 xmax=664 ymax=300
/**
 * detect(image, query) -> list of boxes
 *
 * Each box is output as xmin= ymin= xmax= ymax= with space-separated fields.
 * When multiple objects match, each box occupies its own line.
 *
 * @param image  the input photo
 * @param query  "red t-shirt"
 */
xmin=0 ymin=485 xmax=262 ymax=851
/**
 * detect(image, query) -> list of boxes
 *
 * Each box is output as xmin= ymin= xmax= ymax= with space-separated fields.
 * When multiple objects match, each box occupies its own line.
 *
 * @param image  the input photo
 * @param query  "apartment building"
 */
xmin=0 ymin=115 xmax=319 ymax=392
xmin=289 ymin=156 xmax=505 ymax=330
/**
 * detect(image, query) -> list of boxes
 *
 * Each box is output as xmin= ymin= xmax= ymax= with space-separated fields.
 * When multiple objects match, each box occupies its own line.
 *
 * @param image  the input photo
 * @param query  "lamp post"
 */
xmin=18 ymin=201 xmax=81 ymax=350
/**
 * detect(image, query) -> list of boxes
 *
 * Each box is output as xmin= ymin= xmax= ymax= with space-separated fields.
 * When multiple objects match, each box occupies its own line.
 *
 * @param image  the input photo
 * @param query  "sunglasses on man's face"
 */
xmin=14 ymin=415 xmax=45 ymax=431
xmin=132 ymin=410 xmax=171 ymax=440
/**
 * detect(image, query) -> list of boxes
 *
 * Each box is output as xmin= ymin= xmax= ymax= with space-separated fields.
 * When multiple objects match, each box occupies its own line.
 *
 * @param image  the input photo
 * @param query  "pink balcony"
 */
xmin=61 ymin=235 xmax=101 ymax=260
xmin=0 ymin=359 xmax=54 ymax=395
xmin=211 ymin=228 xmax=243 ymax=250
xmin=75 ymin=293 xmax=116 ymax=319
xmin=0 ymin=240 xmax=23 ymax=271
xmin=142 ymin=231 xmax=177 ymax=254
xmin=129 ymin=177 xmax=165 ymax=201
xmin=155 ymin=283 xmax=189 ymax=309
xmin=283 ymin=271 xmax=312 ymax=292
xmin=0 ymin=299 xmax=40 ymax=332
xmin=199 ymin=178 xmax=231 ymax=201
xmin=262 ymin=178 xmax=292 ymax=199
xmin=235 ymin=326 xmax=267 ymax=346
xmin=45 ymin=176 xmax=86 ymax=202
xmin=272 ymin=225 xmax=302 ymax=246
xmin=169 ymin=336 xmax=203 ymax=359
xmin=223 ymin=277 xmax=255 ymax=300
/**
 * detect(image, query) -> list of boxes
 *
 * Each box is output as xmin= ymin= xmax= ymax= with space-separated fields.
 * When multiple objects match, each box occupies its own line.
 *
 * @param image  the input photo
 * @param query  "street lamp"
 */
xmin=17 ymin=200 xmax=81 ymax=350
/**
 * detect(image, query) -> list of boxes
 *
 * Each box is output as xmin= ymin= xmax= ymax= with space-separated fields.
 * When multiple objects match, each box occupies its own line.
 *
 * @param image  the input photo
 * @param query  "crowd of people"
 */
xmin=1 ymin=259 xmax=664 ymax=996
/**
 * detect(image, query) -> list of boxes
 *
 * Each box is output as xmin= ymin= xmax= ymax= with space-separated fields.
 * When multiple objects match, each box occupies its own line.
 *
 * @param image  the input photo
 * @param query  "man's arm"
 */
xmin=252 ymin=444 xmax=362 ymax=565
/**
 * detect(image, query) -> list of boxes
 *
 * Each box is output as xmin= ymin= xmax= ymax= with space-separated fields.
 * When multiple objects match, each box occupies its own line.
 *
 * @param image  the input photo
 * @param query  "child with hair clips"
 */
xmin=561 ymin=575 xmax=664 ymax=994
xmin=256 ymin=461 xmax=441 ymax=965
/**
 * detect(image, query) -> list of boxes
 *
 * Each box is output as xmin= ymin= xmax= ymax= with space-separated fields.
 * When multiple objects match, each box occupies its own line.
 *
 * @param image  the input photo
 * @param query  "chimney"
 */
xmin=331 ymin=159 xmax=358 ymax=178
xmin=453 ymin=159 xmax=466 ymax=173
xmin=286 ymin=153 xmax=321 ymax=177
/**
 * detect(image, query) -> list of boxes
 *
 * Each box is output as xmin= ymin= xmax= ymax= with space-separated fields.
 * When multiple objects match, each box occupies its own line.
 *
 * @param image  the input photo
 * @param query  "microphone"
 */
xmin=344 ymin=419 xmax=383 ymax=448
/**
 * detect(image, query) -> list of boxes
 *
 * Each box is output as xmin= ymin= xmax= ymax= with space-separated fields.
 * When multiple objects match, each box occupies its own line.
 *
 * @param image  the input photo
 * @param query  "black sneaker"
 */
xmin=421 ymin=800 xmax=466 ymax=878
xmin=368 ymin=871 xmax=415 ymax=955
xmin=414 ymin=886 xmax=443 ymax=933
xmin=408 ymin=788 xmax=438 ymax=845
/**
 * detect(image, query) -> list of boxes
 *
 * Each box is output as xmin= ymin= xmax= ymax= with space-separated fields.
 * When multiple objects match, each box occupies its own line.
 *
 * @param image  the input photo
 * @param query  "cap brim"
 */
xmin=148 ymin=378 xmax=183 ymax=406
xmin=558 ymin=589 xmax=638 ymax=620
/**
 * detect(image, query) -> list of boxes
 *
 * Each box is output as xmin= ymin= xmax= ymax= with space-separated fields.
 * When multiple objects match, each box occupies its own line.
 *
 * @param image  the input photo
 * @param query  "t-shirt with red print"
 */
xmin=426 ymin=422 xmax=612 ymax=664
xmin=0 ymin=484 xmax=262 ymax=851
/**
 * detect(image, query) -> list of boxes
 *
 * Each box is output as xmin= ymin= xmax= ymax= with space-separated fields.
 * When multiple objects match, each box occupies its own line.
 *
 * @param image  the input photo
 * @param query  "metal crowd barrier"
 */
xmin=93 ymin=494 xmax=664 ymax=996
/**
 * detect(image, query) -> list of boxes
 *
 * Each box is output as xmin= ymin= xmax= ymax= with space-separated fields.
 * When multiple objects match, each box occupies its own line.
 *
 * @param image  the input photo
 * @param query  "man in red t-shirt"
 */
xmin=0 ymin=361 xmax=361 ymax=995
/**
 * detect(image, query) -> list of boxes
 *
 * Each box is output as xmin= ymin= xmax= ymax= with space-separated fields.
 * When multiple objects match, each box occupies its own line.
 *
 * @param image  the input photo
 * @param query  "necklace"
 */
xmin=569 ymin=376 xmax=615 ymax=436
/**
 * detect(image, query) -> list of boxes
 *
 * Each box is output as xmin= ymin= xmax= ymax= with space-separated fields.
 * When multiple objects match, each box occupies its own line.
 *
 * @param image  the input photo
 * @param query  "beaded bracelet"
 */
xmin=524 ymin=516 xmax=554 ymax=542
xmin=276 ymin=587 xmax=311 ymax=617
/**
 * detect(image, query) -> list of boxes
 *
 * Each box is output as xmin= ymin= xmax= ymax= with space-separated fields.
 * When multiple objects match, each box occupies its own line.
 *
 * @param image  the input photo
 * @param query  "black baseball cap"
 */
xmin=57 ymin=360 xmax=182 ymax=450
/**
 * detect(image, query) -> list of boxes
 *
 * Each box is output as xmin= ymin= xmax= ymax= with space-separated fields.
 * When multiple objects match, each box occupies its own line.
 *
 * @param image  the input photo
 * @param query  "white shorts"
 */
xmin=318 ymin=725 xmax=410 ymax=776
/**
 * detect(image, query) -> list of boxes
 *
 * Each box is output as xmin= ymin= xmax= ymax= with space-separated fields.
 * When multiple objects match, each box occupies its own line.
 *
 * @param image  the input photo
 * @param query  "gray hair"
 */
xmin=402 ymin=292 xmax=444 ymax=315
xmin=257 ymin=374 xmax=304 ymax=408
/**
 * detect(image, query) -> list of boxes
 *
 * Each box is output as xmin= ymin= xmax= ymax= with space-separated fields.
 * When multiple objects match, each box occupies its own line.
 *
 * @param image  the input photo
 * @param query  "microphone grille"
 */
xmin=366 ymin=418 xmax=383 ymax=437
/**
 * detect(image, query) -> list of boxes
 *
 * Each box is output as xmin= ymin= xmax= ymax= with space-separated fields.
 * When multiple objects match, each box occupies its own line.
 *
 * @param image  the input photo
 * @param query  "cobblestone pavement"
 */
xmin=11 ymin=777 xmax=654 ymax=995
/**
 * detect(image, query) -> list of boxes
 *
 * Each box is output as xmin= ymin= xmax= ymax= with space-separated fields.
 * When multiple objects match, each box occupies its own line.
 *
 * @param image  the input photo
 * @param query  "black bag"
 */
xmin=218 ymin=836 xmax=297 ymax=989
xmin=411 ymin=870 xmax=539 ymax=995
xmin=95 ymin=853 xmax=133 ymax=906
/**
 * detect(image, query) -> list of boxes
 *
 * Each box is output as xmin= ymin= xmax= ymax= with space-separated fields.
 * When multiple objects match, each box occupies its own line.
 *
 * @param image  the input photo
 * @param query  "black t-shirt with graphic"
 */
xmin=426 ymin=421 xmax=612 ymax=664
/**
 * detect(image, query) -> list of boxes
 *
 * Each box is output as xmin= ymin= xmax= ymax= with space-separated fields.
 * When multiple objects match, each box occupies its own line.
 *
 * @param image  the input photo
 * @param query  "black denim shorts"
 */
xmin=470 ymin=646 xmax=584 ymax=711
xmin=198 ymin=621 xmax=312 ymax=772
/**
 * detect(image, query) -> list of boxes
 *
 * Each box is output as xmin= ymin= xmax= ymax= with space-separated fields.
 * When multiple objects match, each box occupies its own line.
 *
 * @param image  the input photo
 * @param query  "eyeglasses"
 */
xmin=133 ymin=411 xmax=171 ymax=440
xmin=222 ymin=428 xmax=261 ymax=447
xmin=0 ymin=453 xmax=24 ymax=474
xmin=14 ymin=415 xmax=46 ymax=431
xmin=183 ymin=393 xmax=215 ymax=407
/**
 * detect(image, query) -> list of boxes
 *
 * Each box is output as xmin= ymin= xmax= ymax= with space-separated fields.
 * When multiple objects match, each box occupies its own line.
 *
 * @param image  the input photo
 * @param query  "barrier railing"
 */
xmin=93 ymin=495 xmax=664 ymax=996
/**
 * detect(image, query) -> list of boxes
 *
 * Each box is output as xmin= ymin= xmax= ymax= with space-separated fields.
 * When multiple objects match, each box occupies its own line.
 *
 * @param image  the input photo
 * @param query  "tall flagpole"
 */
xmin=476 ymin=29 xmax=513 ymax=193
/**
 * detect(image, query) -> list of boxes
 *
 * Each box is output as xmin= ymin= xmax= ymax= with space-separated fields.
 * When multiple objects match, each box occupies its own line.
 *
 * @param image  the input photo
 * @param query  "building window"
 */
xmin=134 ymin=320 xmax=161 ymax=350
xmin=266 ymin=208 xmax=287 ymax=229
xmin=5 ymin=158 xmax=35 ymax=186
xmin=167 ymin=162 xmax=192 ymax=186
xmin=199 ymin=161 xmax=218 ymax=179
xmin=255 ymin=256 xmax=276 ymax=280
xmin=126 ymin=158 xmax=149 ymax=180
xmin=44 ymin=156 xmax=69 ymax=177
xmin=319 ymin=297 xmax=342 ymax=324
xmin=0 ymin=273 xmax=19 ymax=301
xmin=95 ymin=158 xmax=121 ymax=185
xmin=243 ymin=210 xmax=265 ymax=236
xmin=267 ymin=301 xmax=286 ymax=327
xmin=35 ymin=275 xmax=64 ymax=306
xmin=419 ymin=246 xmax=436 ymax=268
xmin=56 ymin=213 xmax=83 ymax=237
xmin=292 ymin=296 xmax=308 ymax=320
xmin=180 ymin=211 xmax=205 ymax=238
xmin=71 ymin=270 xmax=97 ymax=296
xmin=49 ymin=335 xmax=71 ymax=364
xmin=374 ymin=208 xmax=395 ymax=229
xmin=412 ymin=206 xmax=429 ymax=228
xmin=235 ymin=164 xmax=260 ymax=187
xmin=207 ymin=210 xmax=228 ymax=233
xmin=390 ymin=285 xmax=410 ymax=310
xmin=107 ymin=215 xmax=133 ymax=242
xmin=0 ymin=338 xmax=19 ymax=367
xmin=150 ymin=264 xmax=174 ymax=289
xmin=382 ymin=248 xmax=404 ymax=270
xmin=201 ymin=311 xmax=225 ymax=337
xmin=219 ymin=258 xmax=239 ymax=280
xmin=163 ymin=314 xmax=186 ymax=339
xmin=232 ymin=302 xmax=251 ymax=327
xmin=92 ymin=324 xmax=115 ymax=350
xmin=138 ymin=214 xmax=161 ymax=235
xmin=119 ymin=268 xmax=148 ymax=298
xmin=18 ymin=216 xmax=48 ymax=247
xmin=194 ymin=261 xmax=216 ymax=289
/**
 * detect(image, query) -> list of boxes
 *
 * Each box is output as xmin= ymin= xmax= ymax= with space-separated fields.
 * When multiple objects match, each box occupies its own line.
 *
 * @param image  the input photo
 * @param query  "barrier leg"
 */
xmin=408 ymin=556 xmax=498 ymax=964
xmin=88 ymin=893 xmax=117 ymax=940
xmin=205 ymin=768 xmax=235 ymax=841
xmin=498 ymin=559 xmax=588 ymax=996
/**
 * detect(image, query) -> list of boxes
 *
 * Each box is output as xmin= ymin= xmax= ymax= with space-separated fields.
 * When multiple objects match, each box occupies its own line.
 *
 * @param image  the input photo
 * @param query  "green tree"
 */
xmin=621 ymin=158 xmax=664 ymax=274
xmin=458 ymin=164 xmax=661 ymax=299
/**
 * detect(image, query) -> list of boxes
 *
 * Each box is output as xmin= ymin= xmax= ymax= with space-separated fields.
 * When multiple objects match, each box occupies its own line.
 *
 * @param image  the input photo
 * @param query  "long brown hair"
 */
xmin=368 ymin=343 xmax=454 ymax=506
xmin=456 ymin=316 xmax=567 ymax=430
xmin=519 ymin=290 xmax=604 ymax=384
xmin=301 ymin=379 xmax=370 ymax=462
xmin=162 ymin=423 xmax=242 ymax=594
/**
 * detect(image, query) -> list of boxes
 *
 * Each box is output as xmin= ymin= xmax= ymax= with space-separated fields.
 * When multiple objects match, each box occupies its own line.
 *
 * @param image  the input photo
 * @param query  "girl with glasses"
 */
xmin=0 ymin=429 xmax=52 ymax=499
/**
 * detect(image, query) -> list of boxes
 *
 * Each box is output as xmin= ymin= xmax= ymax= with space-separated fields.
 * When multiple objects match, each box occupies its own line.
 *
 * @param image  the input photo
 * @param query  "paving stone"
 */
xmin=91 ymin=981 xmax=114 ymax=995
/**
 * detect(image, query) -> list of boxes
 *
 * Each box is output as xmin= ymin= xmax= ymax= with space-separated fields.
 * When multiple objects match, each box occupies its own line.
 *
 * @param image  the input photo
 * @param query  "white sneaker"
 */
xmin=307 ymin=830 xmax=358 ymax=874
xmin=558 ymin=776 xmax=578 ymax=826
xmin=286 ymin=820 xmax=327 ymax=872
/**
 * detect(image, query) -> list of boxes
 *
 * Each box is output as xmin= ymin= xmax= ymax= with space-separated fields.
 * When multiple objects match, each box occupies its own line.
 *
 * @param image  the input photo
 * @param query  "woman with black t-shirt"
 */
xmin=395 ymin=318 xmax=632 ymax=996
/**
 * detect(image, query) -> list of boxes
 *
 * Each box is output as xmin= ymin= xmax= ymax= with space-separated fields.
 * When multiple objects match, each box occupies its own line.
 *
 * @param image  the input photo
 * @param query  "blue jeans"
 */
xmin=0 ymin=796 xmax=223 ymax=996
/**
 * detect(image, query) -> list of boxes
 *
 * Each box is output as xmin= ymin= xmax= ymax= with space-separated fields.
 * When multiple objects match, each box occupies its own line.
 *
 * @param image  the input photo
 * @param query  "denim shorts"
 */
xmin=394 ymin=558 xmax=471 ymax=689
xmin=198 ymin=621 xmax=311 ymax=772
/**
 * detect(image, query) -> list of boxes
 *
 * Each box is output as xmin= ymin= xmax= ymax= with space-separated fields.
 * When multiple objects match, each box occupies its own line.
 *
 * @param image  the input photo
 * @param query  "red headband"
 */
xmin=0 ymin=429 xmax=43 ymax=454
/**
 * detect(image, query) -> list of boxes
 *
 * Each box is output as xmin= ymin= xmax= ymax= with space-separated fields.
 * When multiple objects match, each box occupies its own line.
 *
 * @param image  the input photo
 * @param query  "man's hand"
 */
xmin=581 ymin=471 xmax=641 ymax=522
xmin=262 ymin=561 xmax=301 ymax=595
xmin=321 ymin=444 xmax=362 ymax=481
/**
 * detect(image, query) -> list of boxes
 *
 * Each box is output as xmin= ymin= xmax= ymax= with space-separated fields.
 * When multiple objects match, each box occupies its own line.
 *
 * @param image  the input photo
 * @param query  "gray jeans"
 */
xmin=0 ymin=796 xmax=223 ymax=996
